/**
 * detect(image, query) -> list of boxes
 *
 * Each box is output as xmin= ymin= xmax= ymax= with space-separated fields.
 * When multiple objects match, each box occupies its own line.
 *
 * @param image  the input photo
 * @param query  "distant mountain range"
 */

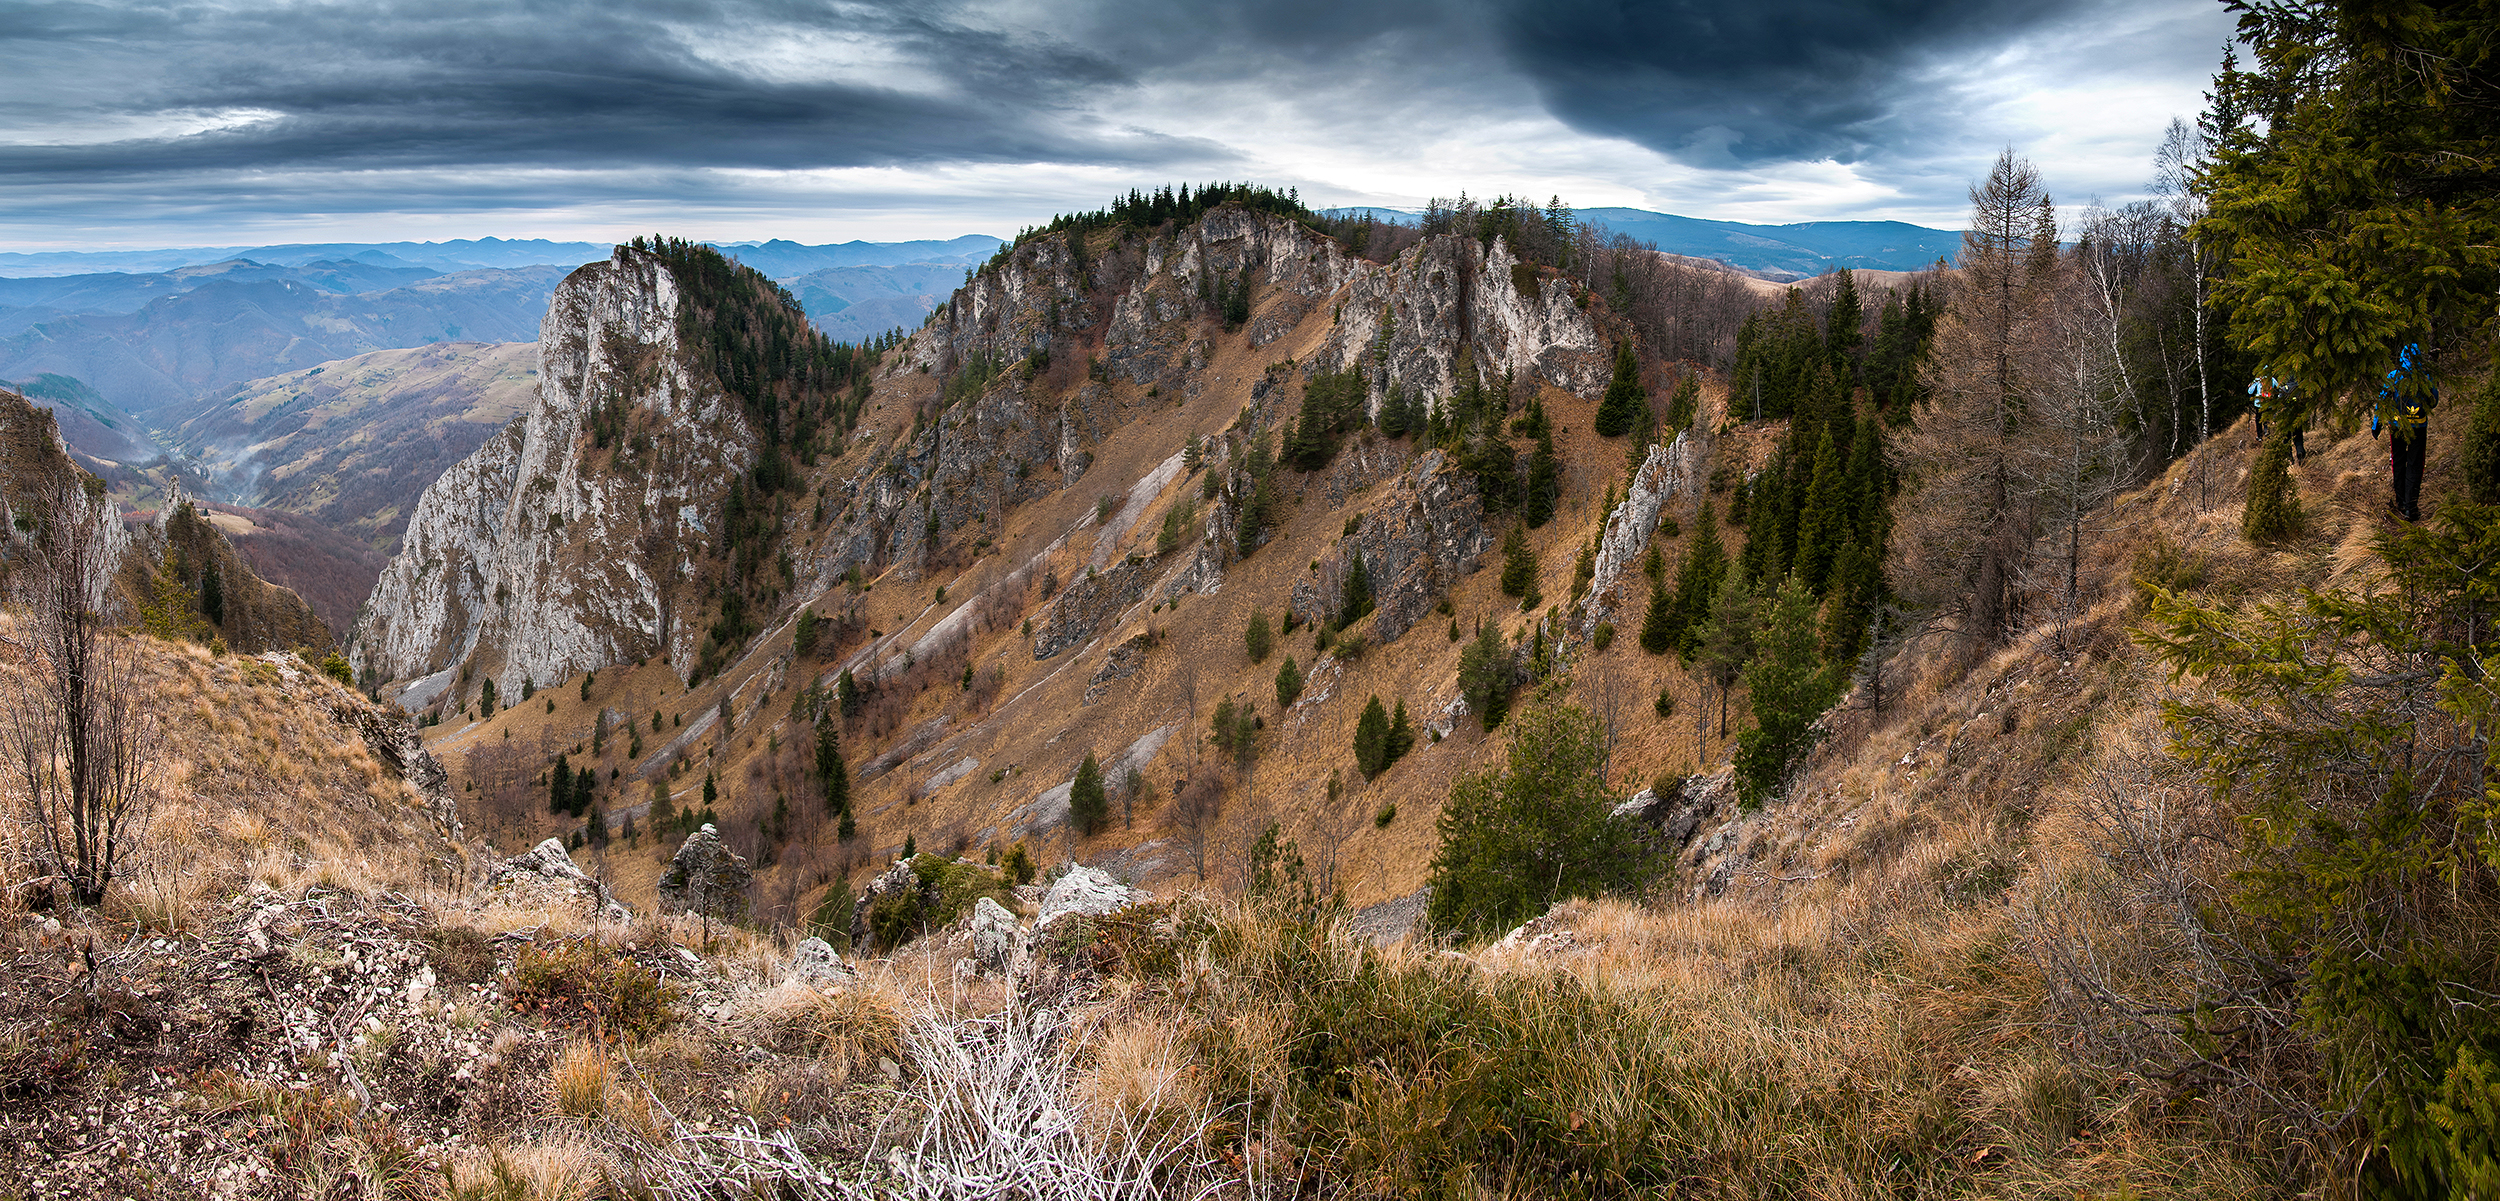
xmin=1320 ymin=207 xmax=1961 ymax=281
xmin=0 ymin=233 xmax=1002 ymax=279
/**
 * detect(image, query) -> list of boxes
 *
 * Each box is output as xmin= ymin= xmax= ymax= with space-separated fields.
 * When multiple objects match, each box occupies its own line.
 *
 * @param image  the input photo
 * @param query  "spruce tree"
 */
xmin=550 ymin=759 xmax=572 ymax=814
xmin=1499 ymin=523 xmax=1539 ymax=602
xmin=1594 ymin=340 xmax=1647 ymax=436
xmin=2243 ymin=432 xmax=2303 ymax=543
xmin=1793 ymin=425 xmax=1848 ymax=593
xmin=1524 ymin=425 xmax=1560 ymax=527
xmin=1339 ymin=551 xmax=1374 ymax=629
xmin=1694 ymin=565 xmax=1759 ymax=738
xmin=1825 ymin=267 xmax=1864 ymax=375
xmin=1735 ymin=575 xmax=1839 ymax=807
xmin=816 ymin=716 xmax=849 ymax=814
xmin=1669 ymin=500 xmax=1728 ymax=659
xmin=1244 ymin=609 xmax=1274 ymax=663
xmin=1458 ymin=622 xmax=1513 ymax=731
xmin=1275 ymin=656 xmax=1303 ymax=707
xmin=1639 ymin=576 xmax=1676 ymax=655
xmin=1354 ymin=695 xmax=1392 ymax=778
xmin=1070 ymin=753 xmax=1108 ymax=835
xmin=1386 ymin=700 xmax=1415 ymax=766
xmin=199 ymin=559 xmax=225 ymax=628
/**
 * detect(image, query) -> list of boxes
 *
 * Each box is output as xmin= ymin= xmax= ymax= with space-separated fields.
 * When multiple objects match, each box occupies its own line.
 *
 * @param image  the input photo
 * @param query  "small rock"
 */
xmin=787 ymin=937 xmax=856 ymax=986
xmin=1035 ymin=866 xmax=1147 ymax=929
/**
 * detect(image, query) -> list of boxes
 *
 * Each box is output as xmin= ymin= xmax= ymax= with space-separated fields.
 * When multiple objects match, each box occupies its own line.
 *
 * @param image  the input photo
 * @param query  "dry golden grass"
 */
xmin=550 ymin=1040 xmax=612 ymax=1118
xmin=441 ymin=1134 xmax=606 ymax=1201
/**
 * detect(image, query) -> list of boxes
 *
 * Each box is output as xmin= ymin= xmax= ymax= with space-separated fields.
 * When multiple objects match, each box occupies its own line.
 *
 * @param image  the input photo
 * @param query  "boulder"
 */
xmin=967 ymin=897 xmax=1024 ymax=977
xmin=787 ymin=937 xmax=857 ymax=986
xmin=657 ymin=825 xmax=752 ymax=921
xmin=1035 ymin=865 xmax=1147 ymax=930
xmin=482 ymin=838 xmax=631 ymax=924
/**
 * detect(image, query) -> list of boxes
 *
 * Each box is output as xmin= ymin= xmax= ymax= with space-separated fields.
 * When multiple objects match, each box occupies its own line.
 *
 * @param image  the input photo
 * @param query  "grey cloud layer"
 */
xmin=0 ymin=0 xmax=2223 ymax=235
xmin=0 ymin=0 xmax=1180 ymax=181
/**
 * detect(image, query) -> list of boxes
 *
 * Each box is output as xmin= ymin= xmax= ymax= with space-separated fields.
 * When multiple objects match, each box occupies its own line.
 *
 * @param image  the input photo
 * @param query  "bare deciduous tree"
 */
xmin=1 ymin=475 xmax=155 ymax=908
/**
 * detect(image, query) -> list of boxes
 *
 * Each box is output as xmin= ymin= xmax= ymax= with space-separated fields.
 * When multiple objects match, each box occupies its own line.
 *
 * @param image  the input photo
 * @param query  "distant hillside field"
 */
xmin=172 ymin=340 xmax=540 ymax=553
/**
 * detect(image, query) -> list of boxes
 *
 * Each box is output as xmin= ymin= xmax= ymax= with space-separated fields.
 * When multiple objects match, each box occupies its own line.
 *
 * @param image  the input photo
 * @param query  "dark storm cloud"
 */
xmin=1494 ymin=0 xmax=2077 ymax=166
xmin=0 ymin=0 xmax=1204 ymax=183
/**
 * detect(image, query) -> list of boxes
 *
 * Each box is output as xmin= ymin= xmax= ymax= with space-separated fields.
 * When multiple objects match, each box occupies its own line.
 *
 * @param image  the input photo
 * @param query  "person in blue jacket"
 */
xmin=2376 ymin=344 xmax=2436 ymax=521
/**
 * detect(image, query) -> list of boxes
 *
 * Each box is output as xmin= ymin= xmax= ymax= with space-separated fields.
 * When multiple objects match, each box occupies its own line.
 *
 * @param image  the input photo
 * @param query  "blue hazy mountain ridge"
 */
xmin=1320 ymin=206 xmax=1961 ymax=279
xmin=0 ymin=266 xmax=573 ymax=421
xmin=0 ymin=258 xmax=444 ymax=317
xmin=715 ymin=234 xmax=1000 ymax=277
xmin=0 ymin=233 xmax=1004 ymax=280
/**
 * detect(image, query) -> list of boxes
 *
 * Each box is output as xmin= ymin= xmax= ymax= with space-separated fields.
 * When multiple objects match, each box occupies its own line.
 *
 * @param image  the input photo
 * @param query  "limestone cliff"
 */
xmin=351 ymin=247 xmax=753 ymax=706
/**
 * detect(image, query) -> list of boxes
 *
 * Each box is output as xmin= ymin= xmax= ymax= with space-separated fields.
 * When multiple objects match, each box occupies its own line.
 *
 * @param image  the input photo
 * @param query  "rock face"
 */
xmin=1289 ymin=449 xmax=1495 ymax=643
xmin=657 ymin=824 xmax=752 ymax=921
xmin=1583 ymin=432 xmax=1702 ymax=635
xmin=326 ymin=692 xmax=460 ymax=835
xmin=353 ymin=246 xmax=754 ymax=703
xmin=1035 ymin=865 xmax=1147 ymax=929
xmin=482 ymin=838 xmax=630 ymax=924
xmin=1613 ymin=769 xmax=1735 ymax=855
xmin=1033 ymin=559 xmax=1150 ymax=660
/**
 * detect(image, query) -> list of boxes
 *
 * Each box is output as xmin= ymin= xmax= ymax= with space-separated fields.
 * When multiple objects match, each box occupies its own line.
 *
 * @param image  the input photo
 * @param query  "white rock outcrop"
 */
xmin=1034 ymin=866 xmax=1147 ymax=930
xmin=354 ymin=246 xmax=753 ymax=700
xmin=1583 ymin=431 xmax=1701 ymax=634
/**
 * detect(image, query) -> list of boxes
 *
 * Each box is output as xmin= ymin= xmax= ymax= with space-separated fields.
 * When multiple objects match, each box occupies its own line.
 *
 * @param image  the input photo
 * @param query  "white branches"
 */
xmin=0 ymin=472 xmax=154 ymax=908
xmin=630 ymin=999 xmax=1238 ymax=1201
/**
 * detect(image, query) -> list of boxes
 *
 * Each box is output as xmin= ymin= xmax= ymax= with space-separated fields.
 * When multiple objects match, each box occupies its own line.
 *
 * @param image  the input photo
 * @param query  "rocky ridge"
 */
xmin=352 ymin=248 xmax=752 ymax=703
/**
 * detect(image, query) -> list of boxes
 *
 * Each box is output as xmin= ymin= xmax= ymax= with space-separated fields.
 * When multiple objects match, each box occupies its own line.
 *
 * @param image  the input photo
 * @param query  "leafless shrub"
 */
xmin=629 ymin=999 xmax=1238 ymax=1200
xmin=2021 ymin=715 xmax=2323 ymax=1163
xmin=0 ymin=475 xmax=156 ymax=907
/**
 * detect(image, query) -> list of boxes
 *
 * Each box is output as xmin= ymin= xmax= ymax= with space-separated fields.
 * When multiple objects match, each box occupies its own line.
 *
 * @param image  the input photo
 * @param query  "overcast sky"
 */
xmin=0 ymin=0 xmax=2239 ymax=251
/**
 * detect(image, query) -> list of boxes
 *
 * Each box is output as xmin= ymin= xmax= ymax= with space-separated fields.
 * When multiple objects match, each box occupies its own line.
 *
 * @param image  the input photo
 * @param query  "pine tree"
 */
xmin=1070 ymin=753 xmax=1108 ymax=835
xmin=550 ymin=759 xmax=572 ymax=814
xmin=793 ymin=608 xmax=820 ymax=657
xmin=1275 ymin=656 xmax=1303 ymax=707
xmin=1736 ymin=575 xmax=1839 ymax=807
xmin=1594 ymin=340 xmax=1647 ymax=436
xmin=1425 ymin=701 xmax=1657 ymax=938
xmin=1354 ymin=695 xmax=1392 ymax=778
xmin=1244 ymin=609 xmax=1273 ymax=663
